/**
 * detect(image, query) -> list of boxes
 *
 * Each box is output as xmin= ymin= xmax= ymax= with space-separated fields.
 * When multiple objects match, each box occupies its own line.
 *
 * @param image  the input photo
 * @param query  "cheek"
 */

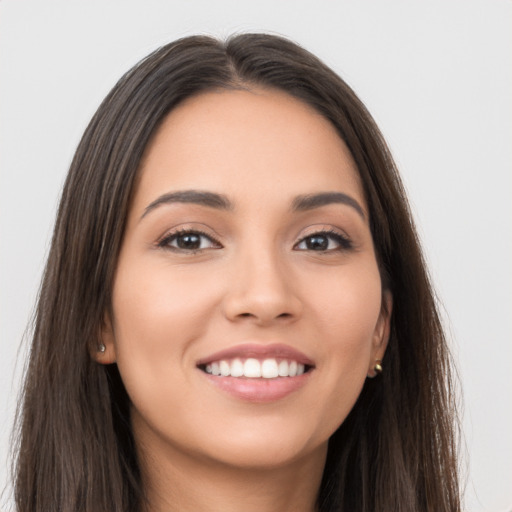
xmin=108 ymin=258 xmax=223 ymax=436
xmin=306 ymin=259 xmax=383 ymax=348
xmin=112 ymin=258 xmax=218 ymax=347
xmin=109 ymin=257 xmax=221 ymax=401
xmin=301 ymin=262 xmax=382 ymax=424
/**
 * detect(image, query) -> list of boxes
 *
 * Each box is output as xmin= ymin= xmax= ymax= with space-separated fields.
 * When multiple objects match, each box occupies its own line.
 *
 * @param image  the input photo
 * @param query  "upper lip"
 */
xmin=196 ymin=343 xmax=315 ymax=367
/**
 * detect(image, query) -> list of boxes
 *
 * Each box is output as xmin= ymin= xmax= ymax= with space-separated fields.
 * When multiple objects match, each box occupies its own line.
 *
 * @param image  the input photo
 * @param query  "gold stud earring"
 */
xmin=374 ymin=359 xmax=383 ymax=374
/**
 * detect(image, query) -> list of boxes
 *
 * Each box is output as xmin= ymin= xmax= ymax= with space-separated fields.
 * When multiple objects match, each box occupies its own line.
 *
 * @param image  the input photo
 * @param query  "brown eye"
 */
xmin=175 ymin=233 xmax=202 ymax=249
xmin=159 ymin=230 xmax=221 ymax=252
xmin=303 ymin=235 xmax=329 ymax=250
xmin=294 ymin=231 xmax=352 ymax=252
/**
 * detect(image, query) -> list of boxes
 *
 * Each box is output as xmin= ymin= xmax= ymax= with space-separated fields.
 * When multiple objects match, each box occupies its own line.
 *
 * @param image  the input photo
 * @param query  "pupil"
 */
xmin=307 ymin=235 xmax=328 ymax=250
xmin=178 ymin=233 xmax=200 ymax=249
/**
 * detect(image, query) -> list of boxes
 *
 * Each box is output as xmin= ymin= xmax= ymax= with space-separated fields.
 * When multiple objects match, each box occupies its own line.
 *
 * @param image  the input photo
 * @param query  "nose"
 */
xmin=222 ymin=247 xmax=303 ymax=326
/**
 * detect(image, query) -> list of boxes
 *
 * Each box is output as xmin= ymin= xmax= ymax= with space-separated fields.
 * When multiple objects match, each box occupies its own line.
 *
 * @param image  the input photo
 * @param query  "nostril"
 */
xmin=239 ymin=312 xmax=293 ymax=319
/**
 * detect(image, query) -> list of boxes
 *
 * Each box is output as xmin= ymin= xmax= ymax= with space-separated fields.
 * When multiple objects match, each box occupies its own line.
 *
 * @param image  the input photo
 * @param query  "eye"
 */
xmin=158 ymin=229 xmax=221 ymax=252
xmin=294 ymin=230 xmax=352 ymax=252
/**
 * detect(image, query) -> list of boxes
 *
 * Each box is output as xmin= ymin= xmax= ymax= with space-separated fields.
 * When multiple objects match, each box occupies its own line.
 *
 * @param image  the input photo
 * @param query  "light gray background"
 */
xmin=1 ymin=1 xmax=510 ymax=510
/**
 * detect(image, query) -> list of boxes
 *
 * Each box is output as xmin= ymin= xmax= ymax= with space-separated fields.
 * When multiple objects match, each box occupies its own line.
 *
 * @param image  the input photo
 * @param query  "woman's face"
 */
xmin=101 ymin=88 xmax=390 ymax=471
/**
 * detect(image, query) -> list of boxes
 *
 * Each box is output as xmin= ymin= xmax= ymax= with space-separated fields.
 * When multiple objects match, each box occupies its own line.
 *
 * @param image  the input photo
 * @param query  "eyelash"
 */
xmin=158 ymin=229 xmax=221 ymax=253
xmin=294 ymin=230 xmax=353 ymax=252
xmin=157 ymin=229 xmax=353 ymax=253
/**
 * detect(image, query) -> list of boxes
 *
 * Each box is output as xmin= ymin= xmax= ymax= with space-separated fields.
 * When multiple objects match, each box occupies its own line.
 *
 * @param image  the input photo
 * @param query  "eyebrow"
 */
xmin=141 ymin=189 xmax=365 ymax=221
xmin=292 ymin=192 xmax=366 ymax=219
xmin=141 ymin=190 xmax=233 ymax=219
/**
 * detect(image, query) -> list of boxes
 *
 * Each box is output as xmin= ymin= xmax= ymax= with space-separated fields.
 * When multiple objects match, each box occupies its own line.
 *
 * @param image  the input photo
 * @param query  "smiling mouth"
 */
xmin=197 ymin=344 xmax=315 ymax=401
xmin=198 ymin=358 xmax=313 ymax=379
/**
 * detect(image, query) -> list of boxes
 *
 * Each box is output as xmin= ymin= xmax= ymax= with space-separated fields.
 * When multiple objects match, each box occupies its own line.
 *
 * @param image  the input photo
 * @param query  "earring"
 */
xmin=374 ymin=359 xmax=383 ymax=374
xmin=98 ymin=343 xmax=106 ymax=353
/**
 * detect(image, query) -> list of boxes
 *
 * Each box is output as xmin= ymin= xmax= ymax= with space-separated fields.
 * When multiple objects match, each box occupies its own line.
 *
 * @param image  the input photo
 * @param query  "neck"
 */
xmin=138 ymin=438 xmax=326 ymax=512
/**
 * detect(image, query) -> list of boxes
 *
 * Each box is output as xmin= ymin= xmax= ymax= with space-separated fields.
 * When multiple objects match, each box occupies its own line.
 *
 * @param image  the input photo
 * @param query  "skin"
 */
xmin=98 ymin=88 xmax=391 ymax=512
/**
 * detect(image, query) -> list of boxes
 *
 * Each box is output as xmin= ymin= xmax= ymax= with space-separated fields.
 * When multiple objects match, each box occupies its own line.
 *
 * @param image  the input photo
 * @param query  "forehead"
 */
xmin=134 ymin=88 xmax=365 ymax=214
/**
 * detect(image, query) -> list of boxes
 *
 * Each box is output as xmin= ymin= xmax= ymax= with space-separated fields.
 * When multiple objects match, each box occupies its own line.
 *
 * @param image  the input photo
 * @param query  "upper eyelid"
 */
xmin=157 ymin=224 xmax=221 ymax=242
xmin=295 ymin=225 xmax=350 ymax=240
xmin=295 ymin=231 xmax=350 ymax=243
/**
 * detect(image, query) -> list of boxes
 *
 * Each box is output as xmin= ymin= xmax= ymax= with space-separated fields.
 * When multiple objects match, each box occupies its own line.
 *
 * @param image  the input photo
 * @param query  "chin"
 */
xmin=187 ymin=418 xmax=331 ymax=471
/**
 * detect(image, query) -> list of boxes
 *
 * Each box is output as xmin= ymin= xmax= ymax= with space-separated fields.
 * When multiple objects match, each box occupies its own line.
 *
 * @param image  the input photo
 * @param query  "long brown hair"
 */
xmin=13 ymin=34 xmax=461 ymax=511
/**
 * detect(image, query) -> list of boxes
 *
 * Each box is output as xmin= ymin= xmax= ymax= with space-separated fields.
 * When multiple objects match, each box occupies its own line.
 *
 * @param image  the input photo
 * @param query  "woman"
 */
xmin=13 ymin=34 xmax=461 ymax=511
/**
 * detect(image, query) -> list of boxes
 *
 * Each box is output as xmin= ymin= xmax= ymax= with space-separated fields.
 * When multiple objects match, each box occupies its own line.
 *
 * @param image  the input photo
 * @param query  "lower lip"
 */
xmin=201 ymin=371 xmax=312 ymax=403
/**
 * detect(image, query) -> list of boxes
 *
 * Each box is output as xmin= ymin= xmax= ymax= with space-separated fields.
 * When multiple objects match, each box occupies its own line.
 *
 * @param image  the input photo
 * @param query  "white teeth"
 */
xmin=203 ymin=357 xmax=309 ymax=378
xmin=244 ymin=358 xmax=262 ymax=378
xmin=261 ymin=359 xmax=279 ymax=378
xmin=211 ymin=362 xmax=220 ymax=376
xmin=219 ymin=360 xmax=230 ymax=376
xmin=230 ymin=358 xmax=244 ymax=377
xmin=278 ymin=360 xmax=289 ymax=377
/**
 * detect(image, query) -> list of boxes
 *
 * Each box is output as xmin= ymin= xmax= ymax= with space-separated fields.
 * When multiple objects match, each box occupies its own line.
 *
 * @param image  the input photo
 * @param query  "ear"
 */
xmin=91 ymin=313 xmax=117 ymax=365
xmin=367 ymin=290 xmax=392 ymax=378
